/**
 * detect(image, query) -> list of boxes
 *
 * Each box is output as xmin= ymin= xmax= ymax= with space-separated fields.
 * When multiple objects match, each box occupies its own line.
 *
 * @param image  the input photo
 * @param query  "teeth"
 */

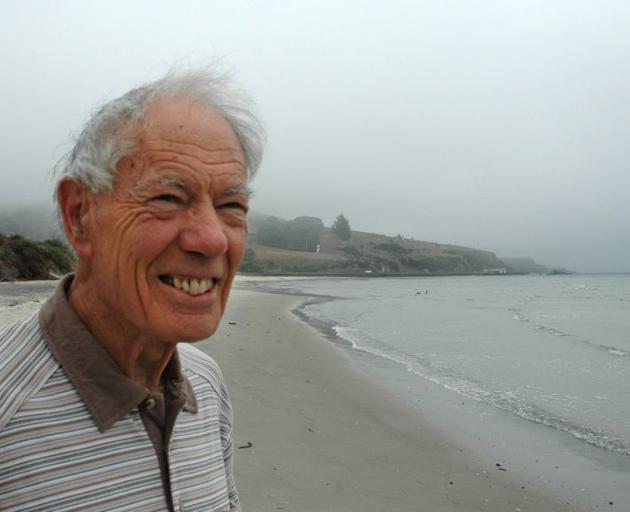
xmin=164 ymin=275 xmax=214 ymax=296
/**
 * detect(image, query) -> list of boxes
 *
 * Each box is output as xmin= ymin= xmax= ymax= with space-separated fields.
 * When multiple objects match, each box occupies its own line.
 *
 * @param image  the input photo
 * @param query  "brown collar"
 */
xmin=38 ymin=275 xmax=197 ymax=432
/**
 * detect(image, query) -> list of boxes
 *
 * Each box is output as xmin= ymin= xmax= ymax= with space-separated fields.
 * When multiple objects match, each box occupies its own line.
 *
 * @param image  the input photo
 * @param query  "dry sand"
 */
xmin=198 ymin=282 xmax=583 ymax=512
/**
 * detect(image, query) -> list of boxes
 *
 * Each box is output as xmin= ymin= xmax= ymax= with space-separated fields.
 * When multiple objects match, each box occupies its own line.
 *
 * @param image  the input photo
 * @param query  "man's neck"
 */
xmin=69 ymin=276 xmax=176 ymax=391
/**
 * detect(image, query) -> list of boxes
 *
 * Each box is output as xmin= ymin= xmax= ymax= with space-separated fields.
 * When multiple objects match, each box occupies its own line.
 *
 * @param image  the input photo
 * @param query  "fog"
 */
xmin=1 ymin=1 xmax=629 ymax=272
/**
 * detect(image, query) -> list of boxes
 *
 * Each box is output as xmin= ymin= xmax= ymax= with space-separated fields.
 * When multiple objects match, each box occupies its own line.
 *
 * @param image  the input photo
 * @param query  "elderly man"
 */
xmin=0 ymin=69 xmax=264 ymax=511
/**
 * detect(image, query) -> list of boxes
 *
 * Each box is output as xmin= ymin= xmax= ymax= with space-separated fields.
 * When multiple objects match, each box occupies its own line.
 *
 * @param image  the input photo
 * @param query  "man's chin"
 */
xmin=148 ymin=306 xmax=223 ymax=343
xmin=169 ymin=321 xmax=220 ymax=344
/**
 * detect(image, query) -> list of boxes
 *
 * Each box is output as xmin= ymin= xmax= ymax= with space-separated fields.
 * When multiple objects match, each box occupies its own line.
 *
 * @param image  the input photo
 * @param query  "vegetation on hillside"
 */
xmin=332 ymin=214 xmax=351 ymax=241
xmin=256 ymin=216 xmax=324 ymax=252
xmin=0 ymin=234 xmax=75 ymax=281
xmin=242 ymin=214 xmax=511 ymax=275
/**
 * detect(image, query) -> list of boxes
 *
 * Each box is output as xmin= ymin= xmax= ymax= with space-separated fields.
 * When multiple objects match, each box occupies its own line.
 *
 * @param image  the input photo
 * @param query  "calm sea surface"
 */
xmin=264 ymin=274 xmax=630 ymax=458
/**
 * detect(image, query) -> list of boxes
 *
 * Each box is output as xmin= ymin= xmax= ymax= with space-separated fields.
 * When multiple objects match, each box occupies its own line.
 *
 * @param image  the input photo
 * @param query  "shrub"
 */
xmin=0 ymin=233 xmax=75 ymax=280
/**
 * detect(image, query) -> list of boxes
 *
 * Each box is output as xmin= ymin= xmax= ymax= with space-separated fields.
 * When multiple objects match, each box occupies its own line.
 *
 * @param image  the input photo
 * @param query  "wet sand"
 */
xmin=198 ymin=282 xmax=583 ymax=511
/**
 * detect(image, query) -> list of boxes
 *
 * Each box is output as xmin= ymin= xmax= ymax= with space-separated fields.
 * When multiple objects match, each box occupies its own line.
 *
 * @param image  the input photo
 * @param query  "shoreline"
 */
xmin=200 ymin=280 xmax=584 ymax=511
xmin=239 ymin=271 xmax=573 ymax=278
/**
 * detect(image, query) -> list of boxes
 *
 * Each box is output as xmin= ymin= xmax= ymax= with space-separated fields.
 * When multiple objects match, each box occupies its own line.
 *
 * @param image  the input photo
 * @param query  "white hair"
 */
xmin=55 ymin=67 xmax=265 ymax=195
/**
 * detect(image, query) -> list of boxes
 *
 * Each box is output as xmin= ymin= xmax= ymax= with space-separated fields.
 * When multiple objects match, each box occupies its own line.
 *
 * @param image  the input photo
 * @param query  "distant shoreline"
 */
xmin=238 ymin=270 xmax=571 ymax=278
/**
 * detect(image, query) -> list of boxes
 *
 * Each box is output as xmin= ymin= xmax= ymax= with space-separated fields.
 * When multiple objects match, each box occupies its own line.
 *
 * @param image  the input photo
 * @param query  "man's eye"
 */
xmin=219 ymin=202 xmax=248 ymax=212
xmin=153 ymin=194 xmax=182 ymax=204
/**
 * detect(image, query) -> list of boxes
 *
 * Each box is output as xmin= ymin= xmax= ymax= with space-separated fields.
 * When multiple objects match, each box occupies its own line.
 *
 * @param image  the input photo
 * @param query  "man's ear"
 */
xmin=57 ymin=178 xmax=93 ymax=258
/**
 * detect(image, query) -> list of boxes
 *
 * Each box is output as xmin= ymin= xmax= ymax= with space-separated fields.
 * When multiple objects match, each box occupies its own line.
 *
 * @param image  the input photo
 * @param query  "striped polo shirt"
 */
xmin=0 ymin=283 xmax=240 ymax=511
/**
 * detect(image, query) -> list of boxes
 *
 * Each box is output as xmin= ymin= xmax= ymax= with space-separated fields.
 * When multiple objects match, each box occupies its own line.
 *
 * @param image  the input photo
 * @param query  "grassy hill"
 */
xmin=243 ymin=227 xmax=509 ymax=275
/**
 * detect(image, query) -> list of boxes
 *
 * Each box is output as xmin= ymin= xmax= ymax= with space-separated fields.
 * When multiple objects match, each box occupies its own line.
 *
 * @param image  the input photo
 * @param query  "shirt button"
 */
xmin=143 ymin=397 xmax=156 ymax=410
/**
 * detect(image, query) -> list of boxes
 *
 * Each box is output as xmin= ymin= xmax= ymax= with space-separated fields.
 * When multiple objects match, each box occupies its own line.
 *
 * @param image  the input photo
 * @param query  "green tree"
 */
xmin=332 ymin=214 xmax=351 ymax=241
xmin=286 ymin=216 xmax=324 ymax=252
xmin=257 ymin=217 xmax=289 ymax=248
xmin=257 ymin=216 xmax=324 ymax=252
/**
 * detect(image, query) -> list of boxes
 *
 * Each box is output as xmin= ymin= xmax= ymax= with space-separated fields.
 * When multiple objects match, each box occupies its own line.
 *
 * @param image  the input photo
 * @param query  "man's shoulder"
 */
xmin=0 ymin=310 xmax=52 ymax=366
xmin=0 ymin=312 xmax=59 ymax=431
xmin=178 ymin=342 xmax=226 ymax=391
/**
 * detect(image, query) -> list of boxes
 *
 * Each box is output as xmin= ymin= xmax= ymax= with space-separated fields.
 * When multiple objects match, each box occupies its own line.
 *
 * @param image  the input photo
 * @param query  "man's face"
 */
xmin=82 ymin=98 xmax=249 ymax=344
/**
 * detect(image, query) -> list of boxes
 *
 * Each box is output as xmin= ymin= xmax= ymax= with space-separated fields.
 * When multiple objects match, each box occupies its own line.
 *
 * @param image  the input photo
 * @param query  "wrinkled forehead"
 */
xmin=132 ymin=97 xmax=245 ymax=163
xmin=105 ymin=98 xmax=248 ymax=196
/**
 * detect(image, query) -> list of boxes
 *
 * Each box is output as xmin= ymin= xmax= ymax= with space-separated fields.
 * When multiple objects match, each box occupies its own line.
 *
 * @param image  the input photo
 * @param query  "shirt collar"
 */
xmin=38 ymin=274 xmax=197 ymax=432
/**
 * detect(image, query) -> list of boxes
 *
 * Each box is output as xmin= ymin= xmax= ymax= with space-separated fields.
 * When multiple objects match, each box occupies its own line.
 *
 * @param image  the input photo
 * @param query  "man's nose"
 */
xmin=178 ymin=204 xmax=228 ymax=257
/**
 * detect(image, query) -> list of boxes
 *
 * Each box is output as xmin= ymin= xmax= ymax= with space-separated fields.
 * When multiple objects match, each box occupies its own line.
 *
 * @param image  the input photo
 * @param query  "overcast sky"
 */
xmin=1 ymin=0 xmax=629 ymax=272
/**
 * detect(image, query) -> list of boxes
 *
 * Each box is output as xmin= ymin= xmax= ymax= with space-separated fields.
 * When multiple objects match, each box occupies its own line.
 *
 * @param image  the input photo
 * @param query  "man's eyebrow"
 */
xmin=220 ymin=185 xmax=254 ymax=199
xmin=134 ymin=177 xmax=253 ymax=198
xmin=134 ymin=176 xmax=188 ymax=193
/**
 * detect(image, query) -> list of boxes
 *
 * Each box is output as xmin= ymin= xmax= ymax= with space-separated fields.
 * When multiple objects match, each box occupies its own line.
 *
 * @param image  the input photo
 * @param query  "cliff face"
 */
xmin=0 ymin=234 xmax=75 ymax=281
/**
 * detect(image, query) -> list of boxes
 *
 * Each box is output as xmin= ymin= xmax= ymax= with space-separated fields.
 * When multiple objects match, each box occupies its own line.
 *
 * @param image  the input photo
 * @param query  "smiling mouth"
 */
xmin=159 ymin=275 xmax=216 ymax=296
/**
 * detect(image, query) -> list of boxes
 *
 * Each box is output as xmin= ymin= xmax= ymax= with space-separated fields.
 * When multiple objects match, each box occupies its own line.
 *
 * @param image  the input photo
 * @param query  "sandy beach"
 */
xmin=197 ymin=280 xmax=583 ymax=512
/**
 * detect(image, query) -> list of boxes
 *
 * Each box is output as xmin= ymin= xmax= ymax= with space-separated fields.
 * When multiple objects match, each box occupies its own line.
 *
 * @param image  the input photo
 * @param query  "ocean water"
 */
xmin=263 ymin=274 xmax=630 ymax=506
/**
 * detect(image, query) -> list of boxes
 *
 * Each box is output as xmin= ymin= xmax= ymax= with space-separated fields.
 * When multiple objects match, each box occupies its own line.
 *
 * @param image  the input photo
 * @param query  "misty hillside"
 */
xmin=245 ymin=234 xmax=507 ymax=275
xmin=501 ymin=257 xmax=572 ymax=275
xmin=245 ymin=213 xmax=510 ymax=275
xmin=501 ymin=257 xmax=549 ymax=274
